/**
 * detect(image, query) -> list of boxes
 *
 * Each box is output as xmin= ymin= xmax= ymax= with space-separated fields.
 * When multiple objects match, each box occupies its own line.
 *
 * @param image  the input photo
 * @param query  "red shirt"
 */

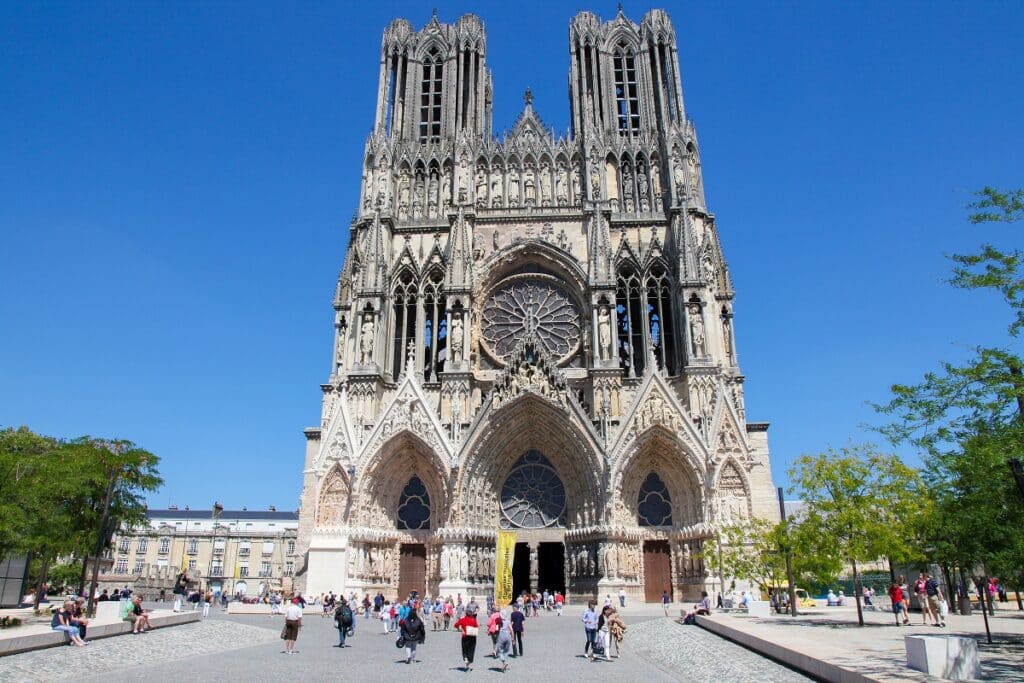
xmin=453 ymin=615 xmax=478 ymax=637
xmin=555 ymin=594 xmax=564 ymax=604
xmin=889 ymin=585 xmax=903 ymax=603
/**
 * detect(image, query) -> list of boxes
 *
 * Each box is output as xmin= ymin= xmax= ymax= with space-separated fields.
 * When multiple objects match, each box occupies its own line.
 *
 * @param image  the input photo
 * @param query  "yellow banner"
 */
xmin=495 ymin=530 xmax=516 ymax=606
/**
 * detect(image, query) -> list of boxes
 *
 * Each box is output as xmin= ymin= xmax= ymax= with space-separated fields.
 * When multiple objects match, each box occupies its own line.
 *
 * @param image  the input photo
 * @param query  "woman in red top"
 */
xmin=453 ymin=602 xmax=480 ymax=671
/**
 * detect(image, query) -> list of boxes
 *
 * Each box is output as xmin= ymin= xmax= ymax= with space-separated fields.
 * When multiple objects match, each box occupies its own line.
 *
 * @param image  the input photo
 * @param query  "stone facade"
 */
xmin=296 ymin=8 xmax=778 ymax=603
xmin=104 ymin=508 xmax=299 ymax=599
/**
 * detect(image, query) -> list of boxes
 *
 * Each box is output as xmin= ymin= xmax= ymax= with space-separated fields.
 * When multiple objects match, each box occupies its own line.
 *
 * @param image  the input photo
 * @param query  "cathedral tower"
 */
xmin=296 ymin=9 xmax=777 ymax=604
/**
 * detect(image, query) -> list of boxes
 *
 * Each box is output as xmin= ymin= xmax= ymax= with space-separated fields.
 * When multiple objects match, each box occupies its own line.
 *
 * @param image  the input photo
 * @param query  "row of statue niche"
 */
xmin=475 ymin=161 xmax=583 ymax=209
xmin=350 ymin=544 xmax=397 ymax=580
xmin=490 ymin=357 xmax=568 ymax=408
xmin=674 ymin=541 xmax=704 ymax=579
xmin=391 ymin=166 xmax=454 ymax=220
xmin=608 ymin=160 xmax=663 ymax=213
xmin=598 ymin=542 xmax=641 ymax=579
xmin=439 ymin=544 xmax=496 ymax=581
xmin=670 ymin=147 xmax=701 ymax=205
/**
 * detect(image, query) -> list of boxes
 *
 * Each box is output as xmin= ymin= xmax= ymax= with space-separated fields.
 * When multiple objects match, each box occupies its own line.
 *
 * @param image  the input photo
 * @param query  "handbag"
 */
xmin=395 ymin=635 xmax=406 ymax=648
xmin=464 ymin=625 xmax=479 ymax=637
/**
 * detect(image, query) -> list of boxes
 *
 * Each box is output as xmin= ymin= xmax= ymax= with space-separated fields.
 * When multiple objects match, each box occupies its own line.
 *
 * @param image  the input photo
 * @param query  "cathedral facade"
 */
xmin=296 ymin=9 xmax=778 ymax=603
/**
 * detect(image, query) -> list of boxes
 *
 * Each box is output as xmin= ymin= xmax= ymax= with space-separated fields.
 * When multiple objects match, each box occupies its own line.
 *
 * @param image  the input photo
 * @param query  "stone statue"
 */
xmin=540 ymin=163 xmax=552 ymax=205
xmin=359 ymin=315 xmax=375 ymax=365
xmin=476 ymin=169 xmax=487 ymax=206
xmin=651 ymin=163 xmax=662 ymax=202
xmin=459 ymin=546 xmax=469 ymax=579
xmin=449 ymin=314 xmax=464 ymax=363
xmin=637 ymin=167 xmax=649 ymax=211
xmin=689 ymin=305 xmax=706 ymax=357
xmin=701 ymin=250 xmax=715 ymax=281
xmin=723 ymin=313 xmax=734 ymax=362
xmin=557 ymin=227 xmax=569 ymax=252
xmin=524 ymin=167 xmax=536 ymax=204
xmin=622 ymin=165 xmax=634 ymax=211
xmin=682 ymin=542 xmax=692 ymax=578
xmin=427 ymin=169 xmax=440 ymax=217
xmin=507 ymin=168 xmax=520 ymax=207
xmin=491 ymin=169 xmax=503 ymax=206
xmin=555 ymin=167 xmax=568 ymax=205
xmin=571 ymin=167 xmax=582 ymax=203
xmin=672 ymin=153 xmax=686 ymax=200
xmin=588 ymin=159 xmax=601 ymax=200
xmin=597 ymin=305 xmax=612 ymax=359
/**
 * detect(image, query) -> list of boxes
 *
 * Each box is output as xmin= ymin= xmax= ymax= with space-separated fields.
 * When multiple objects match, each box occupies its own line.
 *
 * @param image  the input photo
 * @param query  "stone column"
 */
xmin=528 ymin=542 xmax=539 ymax=595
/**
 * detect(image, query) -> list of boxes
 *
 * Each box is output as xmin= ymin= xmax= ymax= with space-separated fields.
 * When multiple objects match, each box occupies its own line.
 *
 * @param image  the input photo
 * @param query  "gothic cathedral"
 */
xmin=296 ymin=9 xmax=778 ymax=603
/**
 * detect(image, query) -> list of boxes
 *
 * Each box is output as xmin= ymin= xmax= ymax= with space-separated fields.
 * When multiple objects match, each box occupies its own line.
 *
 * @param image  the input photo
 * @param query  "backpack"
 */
xmin=337 ymin=605 xmax=353 ymax=626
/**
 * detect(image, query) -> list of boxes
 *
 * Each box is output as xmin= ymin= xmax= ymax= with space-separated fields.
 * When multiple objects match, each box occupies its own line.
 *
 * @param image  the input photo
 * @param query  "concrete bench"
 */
xmin=905 ymin=634 xmax=979 ymax=680
xmin=0 ymin=610 xmax=200 ymax=657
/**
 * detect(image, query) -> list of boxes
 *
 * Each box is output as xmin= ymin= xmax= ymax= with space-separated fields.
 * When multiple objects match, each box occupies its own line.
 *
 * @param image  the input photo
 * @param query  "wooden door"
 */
xmin=643 ymin=540 xmax=672 ymax=603
xmin=397 ymin=544 xmax=426 ymax=601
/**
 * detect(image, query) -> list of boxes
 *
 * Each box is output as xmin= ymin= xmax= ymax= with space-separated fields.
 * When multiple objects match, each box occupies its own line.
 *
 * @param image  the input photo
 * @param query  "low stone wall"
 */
xmin=0 ymin=610 xmax=200 ymax=657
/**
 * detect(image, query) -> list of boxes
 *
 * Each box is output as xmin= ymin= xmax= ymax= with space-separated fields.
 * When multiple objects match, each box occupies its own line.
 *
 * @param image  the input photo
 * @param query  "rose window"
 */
xmin=500 ymin=450 xmax=566 ymax=529
xmin=481 ymin=274 xmax=581 ymax=365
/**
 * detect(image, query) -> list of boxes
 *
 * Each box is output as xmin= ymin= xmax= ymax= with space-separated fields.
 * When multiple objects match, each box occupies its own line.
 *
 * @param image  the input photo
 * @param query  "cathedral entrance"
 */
xmin=511 ymin=543 xmax=530 ymax=600
xmin=537 ymin=542 xmax=565 ymax=595
xmin=643 ymin=540 xmax=672 ymax=603
xmin=397 ymin=543 xmax=426 ymax=600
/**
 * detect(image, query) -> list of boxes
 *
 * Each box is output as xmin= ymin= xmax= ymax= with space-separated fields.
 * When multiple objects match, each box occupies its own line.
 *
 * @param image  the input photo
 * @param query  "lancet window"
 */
xmin=613 ymin=43 xmax=640 ymax=134
xmin=647 ymin=264 xmax=677 ymax=374
xmin=396 ymin=475 xmax=431 ymax=530
xmin=384 ymin=48 xmax=408 ymax=136
xmin=419 ymin=48 xmax=443 ymax=142
xmin=638 ymin=472 xmax=672 ymax=526
xmin=422 ymin=270 xmax=447 ymax=381
xmin=391 ymin=270 xmax=418 ymax=378
xmin=616 ymin=264 xmax=646 ymax=376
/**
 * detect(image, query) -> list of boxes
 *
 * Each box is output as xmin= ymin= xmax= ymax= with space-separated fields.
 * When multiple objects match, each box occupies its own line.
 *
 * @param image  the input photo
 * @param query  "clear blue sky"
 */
xmin=2 ymin=1 xmax=1021 ymax=510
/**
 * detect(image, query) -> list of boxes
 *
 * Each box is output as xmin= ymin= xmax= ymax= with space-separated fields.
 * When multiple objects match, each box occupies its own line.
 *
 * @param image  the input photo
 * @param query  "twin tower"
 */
xmin=296 ymin=9 xmax=777 ymax=604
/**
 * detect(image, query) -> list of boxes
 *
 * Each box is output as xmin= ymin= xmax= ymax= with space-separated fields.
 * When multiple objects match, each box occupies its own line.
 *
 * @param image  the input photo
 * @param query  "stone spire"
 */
xmin=444 ymin=204 xmax=473 ymax=292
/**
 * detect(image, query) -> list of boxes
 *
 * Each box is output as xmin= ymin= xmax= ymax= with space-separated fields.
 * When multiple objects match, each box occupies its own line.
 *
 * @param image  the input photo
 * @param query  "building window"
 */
xmin=287 ymin=540 xmax=295 ymax=555
xmin=646 ymin=264 xmax=677 ymax=374
xmin=397 ymin=475 xmax=431 ymax=530
xmin=158 ymin=538 xmax=170 ymax=554
xmin=188 ymin=559 xmax=197 ymax=572
xmin=239 ymin=541 xmax=251 ymax=556
xmin=284 ymin=561 xmax=294 ymax=577
xmin=262 ymin=542 xmax=274 ymax=556
xmin=114 ymin=559 xmax=128 ymax=574
xmin=118 ymin=538 xmax=130 ymax=554
xmin=500 ymin=450 xmax=566 ymax=529
xmin=613 ymin=44 xmax=640 ymax=134
xmin=638 ymin=472 xmax=673 ymax=526
xmin=187 ymin=538 xmax=198 ymax=555
xmin=239 ymin=562 xmax=249 ymax=578
xmin=418 ymin=48 xmax=443 ymax=142
xmin=391 ymin=269 xmax=418 ymax=379
xmin=259 ymin=561 xmax=271 ymax=577
xmin=213 ymin=539 xmax=225 ymax=555
xmin=211 ymin=562 xmax=223 ymax=576
xmin=133 ymin=560 xmax=144 ymax=573
xmin=137 ymin=538 xmax=148 ymax=554
xmin=422 ymin=270 xmax=447 ymax=381
xmin=616 ymin=264 xmax=646 ymax=376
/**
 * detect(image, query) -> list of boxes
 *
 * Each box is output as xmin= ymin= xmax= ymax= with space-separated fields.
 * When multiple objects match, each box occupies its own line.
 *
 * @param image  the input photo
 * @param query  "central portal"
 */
xmin=511 ymin=543 xmax=530 ymax=600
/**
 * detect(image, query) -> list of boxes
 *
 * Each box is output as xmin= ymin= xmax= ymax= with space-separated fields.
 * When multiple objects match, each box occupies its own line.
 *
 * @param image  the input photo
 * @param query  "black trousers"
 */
xmin=461 ymin=635 xmax=477 ymax=663
xmin=512 ymin=630 xmax=523 ymax=656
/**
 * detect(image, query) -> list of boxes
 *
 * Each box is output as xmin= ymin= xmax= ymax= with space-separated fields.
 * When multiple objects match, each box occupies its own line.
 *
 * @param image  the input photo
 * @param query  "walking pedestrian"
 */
xmin=618 ymin=588 xmax=626 ymax=608
xmin=203 ymin=591 xmax=212 ymax=618
xmin=554 ymin=591 xmax=564 ymax=616
xmin=495 ymin=612 xmax=512 ymax=672
xmin=596 ymin=605 xmax=614 ymax=661
xmin=661 ymin=589 xmax=671 ymax=617
xmin=888 ymin=581 xmax=907 ymax=626
xmin=924 ymin=573 xmax=947 ymax=627
xmin=581 ymin=600 xmax=599 ymax=660
xmin=334 ymin=597 xmax=354 ymax=647
xmin=510 ymin=602 xmax=525 ymax=657
xmin=486 ymin=606 xmax=501 ymax=656
xmin=399 ymin=607 xmax=426 ymax=663
xmin=914 ymin=573 xmax=932 ymax=625
xmin=443 ymin=598 xmax=453 ymax=630
xmin=282 ymin=599 xmax=302 ymax=654
xmin=607 ymin=606 xmax=627 ymax=657
xmin=453 ymin=601 xmax=479 ymax=671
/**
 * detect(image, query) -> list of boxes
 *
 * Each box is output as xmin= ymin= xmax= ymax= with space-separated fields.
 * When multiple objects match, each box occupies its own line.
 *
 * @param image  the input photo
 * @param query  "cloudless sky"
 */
xmin=2 ymin=1 xmax=1022 ymax=510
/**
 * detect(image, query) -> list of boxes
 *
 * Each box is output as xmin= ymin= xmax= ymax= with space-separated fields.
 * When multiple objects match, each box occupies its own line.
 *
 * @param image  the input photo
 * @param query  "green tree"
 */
xmin=874 ymin=186 xmax=1024 ymax=605
xmin=788 ymin=445 xmax=927 ymax=626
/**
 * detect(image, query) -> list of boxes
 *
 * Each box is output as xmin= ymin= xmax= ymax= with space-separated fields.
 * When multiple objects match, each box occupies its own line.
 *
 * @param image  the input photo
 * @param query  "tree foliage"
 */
xmin=788 ymin=445 xmax=927 ymax=625
xmin=0 ymin=426 xmax=162 ymax=593
xmin=874 ymin=186 xmax=1024 ymax=587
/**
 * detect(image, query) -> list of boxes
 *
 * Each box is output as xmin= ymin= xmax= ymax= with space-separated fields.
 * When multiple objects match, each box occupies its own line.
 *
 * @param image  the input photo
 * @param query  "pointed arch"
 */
xmin=355 ymin=432 xmax=449 ymax=529
xmin=615 ymin=429 xmax=704 ymax=528
xmin=637 ymin=471 xmax=672 ymax=526
xmin=316 ymin=465 xmax=351 ymax=526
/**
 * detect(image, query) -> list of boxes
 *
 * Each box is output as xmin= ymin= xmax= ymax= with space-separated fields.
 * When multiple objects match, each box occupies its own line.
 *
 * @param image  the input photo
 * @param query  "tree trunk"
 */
xmin=77 ymin=559 xmax=89 ymax=597
xmin=34 ymin=555 xmax=51 ymax=615
xmin=1010 ymin=362 xmax=1024 ymax=421
xmin=852 ymin=557 xmax=864 ymax=627
xmin=1015 ymin=581 xmax=1023 ymax=611
xmin=888 ymin=557 xmax=896 ymax=584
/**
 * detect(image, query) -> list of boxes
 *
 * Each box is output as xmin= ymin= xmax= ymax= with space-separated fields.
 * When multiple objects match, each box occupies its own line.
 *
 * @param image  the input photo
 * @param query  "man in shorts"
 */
xmin=924 ymin=573 xmax=947 ymax=627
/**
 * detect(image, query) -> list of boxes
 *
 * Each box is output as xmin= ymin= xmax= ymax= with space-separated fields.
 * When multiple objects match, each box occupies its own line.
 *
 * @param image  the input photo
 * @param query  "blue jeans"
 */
xmin=584 ymin=628 xmax=597 ymax=653
xmin=337 ymin=626 xmax=347 ymax=646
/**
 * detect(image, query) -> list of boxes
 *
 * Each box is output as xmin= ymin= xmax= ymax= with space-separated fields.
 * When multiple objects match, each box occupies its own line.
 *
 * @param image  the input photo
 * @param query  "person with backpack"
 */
xmin=334 ymin=598 xmax=354 ymax=648
xmin=399 ymin=606 xmax=426 ymax=664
